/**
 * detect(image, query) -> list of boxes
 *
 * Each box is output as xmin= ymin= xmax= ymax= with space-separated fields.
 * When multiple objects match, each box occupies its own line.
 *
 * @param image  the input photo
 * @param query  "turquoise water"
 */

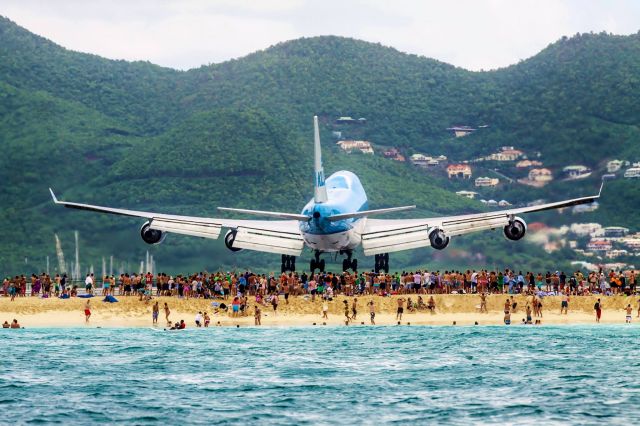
xmin=1 ymin=326 xmax=640 ymax=424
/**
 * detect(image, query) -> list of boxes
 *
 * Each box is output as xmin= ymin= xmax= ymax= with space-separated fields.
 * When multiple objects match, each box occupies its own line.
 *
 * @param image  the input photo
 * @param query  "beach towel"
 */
xmin=102 ymin=295 xmax=118 ymax=303
xmin=78 ymin=294 xmax=93 ymax=298
xmin=59 ymin=294 xmax=70 ymax=299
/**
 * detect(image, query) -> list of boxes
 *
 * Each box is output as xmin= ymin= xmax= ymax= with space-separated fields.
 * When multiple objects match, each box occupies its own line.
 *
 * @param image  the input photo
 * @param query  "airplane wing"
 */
xmin=49 ymin=189 xmax=304 ymax=256
xmin=361 ymin=185 xmax=602 ymax=256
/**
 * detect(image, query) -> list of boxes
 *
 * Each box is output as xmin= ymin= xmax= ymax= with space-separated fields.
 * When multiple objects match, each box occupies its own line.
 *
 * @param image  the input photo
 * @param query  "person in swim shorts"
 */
xmin=625 ymin=304 xmax=632 ymax=323
xmin=152 ymin=301 xmax=159 ymax=324
xmin=594 ymin=299 xmax=602 ymax=323
xmin=396 ymin=298 xmax=405 ymax=321
xmin=84 ymin=300 xmax=91 ymax=323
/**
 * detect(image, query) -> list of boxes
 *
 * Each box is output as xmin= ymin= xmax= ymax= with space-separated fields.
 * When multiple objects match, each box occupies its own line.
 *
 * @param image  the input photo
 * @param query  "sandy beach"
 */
xmin=2 ymin=294 xmax=639 ymax=328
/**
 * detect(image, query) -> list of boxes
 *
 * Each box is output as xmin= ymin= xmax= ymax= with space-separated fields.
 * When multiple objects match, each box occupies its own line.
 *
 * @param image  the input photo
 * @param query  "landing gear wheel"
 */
xmin=281 ymin=255 xmax=295 ymax=273
xmin=351 ymin=259 xmax=357 ymax=272
xmin=374 ymin=254 xmax=389 ymax=273
xmin=319 ymin=259 xmax=325 ymax=272
xmin=342 ymin=259 xmax=349 ymax=272
xmin=310 ymin=259 xmax=317 ymax=273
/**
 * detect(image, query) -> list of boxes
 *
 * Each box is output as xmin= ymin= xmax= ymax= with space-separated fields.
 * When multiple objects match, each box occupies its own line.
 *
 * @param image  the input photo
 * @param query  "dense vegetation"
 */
xmin=1 ymin=15 xmax=639 ymax=276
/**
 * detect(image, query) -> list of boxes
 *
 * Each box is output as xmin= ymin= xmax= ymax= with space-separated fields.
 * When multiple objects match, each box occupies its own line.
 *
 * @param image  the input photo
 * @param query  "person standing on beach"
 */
xmin=271 ymin=293 xmax=279 ymax=315
xmin=343 ymin=300 xmax=351 ymax=323
xmin=479 ymin=293 xmax=487 ymax=313
xmin=368 ymin=300 xmax=375 ymax=324
xmin=164 ymin=302 xmax=171 ymax=325
xmin=322 ymin=301 xmax=329 ymax=319
xmin=560 ymin=292 xmax=569 ymax=315
xmin=254 ymin=305 xmax=261 ymax=325
xmin=152 ymin=301 xmax=159 ymax=324
xmin=594 ymin=299 xmax=602 ymax=323
xmin=351 ymin=298 xmax=358 ymax=320
xmin=84 ymin=300 xmax=91 ymax=323
xmin=625 ymin=304 xmax=632 ymax=323
xmin=396 ymin=298 xmax=405 ymax=321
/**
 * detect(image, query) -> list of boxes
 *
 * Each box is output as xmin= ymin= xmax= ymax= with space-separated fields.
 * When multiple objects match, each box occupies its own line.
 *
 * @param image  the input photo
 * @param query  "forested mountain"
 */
xmin=1 ymin=15 xmax=639 ymax=276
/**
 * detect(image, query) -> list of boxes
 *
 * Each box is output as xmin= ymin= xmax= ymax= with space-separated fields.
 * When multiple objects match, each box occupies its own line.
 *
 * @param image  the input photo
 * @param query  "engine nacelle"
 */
xmin=224 ymin=230 xmax=243 ymax=252
xmin=504 ymin=217 xmax=527 ymax=241
xmin=140 ymin=221 xmax=166 ymax=245
xmin=429 ymin=228 xmax=450 ymax=250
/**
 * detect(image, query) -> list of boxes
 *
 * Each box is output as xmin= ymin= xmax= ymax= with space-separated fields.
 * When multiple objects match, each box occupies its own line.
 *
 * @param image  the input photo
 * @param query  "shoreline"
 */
xmin=2 ymin=294 xmax=639 ymax=328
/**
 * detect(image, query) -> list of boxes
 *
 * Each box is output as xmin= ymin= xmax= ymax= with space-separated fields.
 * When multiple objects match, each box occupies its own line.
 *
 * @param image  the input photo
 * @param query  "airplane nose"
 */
xmin=313 ymin=211 xmax=321 ymax=219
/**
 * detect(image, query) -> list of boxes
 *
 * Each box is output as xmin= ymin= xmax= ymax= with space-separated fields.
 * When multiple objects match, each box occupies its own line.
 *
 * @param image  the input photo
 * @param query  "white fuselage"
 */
xmin=299 ymin=170 xmax=367 ymax=252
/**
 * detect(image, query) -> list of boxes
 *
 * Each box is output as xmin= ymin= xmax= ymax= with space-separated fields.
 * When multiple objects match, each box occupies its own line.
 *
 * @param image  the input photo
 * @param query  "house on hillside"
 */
xmin=603 ymin=226 xmax=629 ymax=238
xmin=529 ymin=168 xmax=553 ymax=182
xmin=516 ymin=160 xmax=543 ymax=168
xmin=383 ymin=148 xmax=405 ymax=162
xmin=572 ymin=201 xmax=599 ymax=214
xmin=487 ymin=147 xmax=524 ymax=161
xmin=336 ymin=140 xmax=373 ymax=154
xmin=447 ymin=126 xmax=476 ymax=138
xmin=563 ymin=165 xmax=592 ymax=180
xmin=624 ymin=167 xmax=640 ymax=178
xmin=587 ymin=240 xmax=612 ymax=252
xmin=606 ymin=249 xmax=629 ymax=259
xmin=569 ymin=223 xmax=602 ymax=237
xmin=456 ymin=190 xmax=478 ymax=199
xmin=475 ymin=177 xmax=499 ymax=187
xmin=498 ymin=200 xmax=512 ymax=207
xmin=447 ymin=164 xmax=472 ymax=179
xmin=607 ymin=159 xmax=624 ymax=173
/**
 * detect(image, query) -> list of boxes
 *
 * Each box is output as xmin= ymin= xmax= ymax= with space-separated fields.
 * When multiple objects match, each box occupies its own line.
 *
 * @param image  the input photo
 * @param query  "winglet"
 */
xmin=49 ymin=188 xmax=59 ymax=203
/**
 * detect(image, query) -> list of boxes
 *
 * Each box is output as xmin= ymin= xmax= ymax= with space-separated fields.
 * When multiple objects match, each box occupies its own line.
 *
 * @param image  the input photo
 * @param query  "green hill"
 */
xmin=1 ymin=15 xmax=640 ymax=276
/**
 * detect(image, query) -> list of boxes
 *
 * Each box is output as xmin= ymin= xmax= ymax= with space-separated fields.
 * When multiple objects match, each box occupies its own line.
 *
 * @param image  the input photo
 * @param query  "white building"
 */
xmin=570 ymin=223 xmax=603 ymax=237
xmin=563 ymin=165 xmax=592 ymax=180
xmin=572 ymin=201 xmax=599 ymax=214
xmin=336 ymin=140 xmax=374 ymax=154
xmin=456 ymin=190 xmax=478 ymax=199
xmin=607 ymin=159 xmax=624 ymax=173
xmin=624 ymin=167 xmax=640 ymax=178
xmin=475 ymin=177 xmax=499 ymax=187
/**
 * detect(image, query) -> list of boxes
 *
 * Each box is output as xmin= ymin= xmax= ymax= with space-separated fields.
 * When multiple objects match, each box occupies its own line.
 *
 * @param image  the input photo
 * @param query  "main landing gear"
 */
xmin=341 ymin=250 xmax=358 ymax=272
xmin=374 ymin=253 xmax=389 ymax=273
xmin=310 ymin=251 xmax=325 ymax=273
xmin=281 ymin=255 xmax=295 ymax=273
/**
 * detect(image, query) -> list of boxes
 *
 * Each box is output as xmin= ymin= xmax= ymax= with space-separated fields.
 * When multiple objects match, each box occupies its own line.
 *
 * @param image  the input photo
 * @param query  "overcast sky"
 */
xmin=1 ymin=0 xmax=639 ymax=71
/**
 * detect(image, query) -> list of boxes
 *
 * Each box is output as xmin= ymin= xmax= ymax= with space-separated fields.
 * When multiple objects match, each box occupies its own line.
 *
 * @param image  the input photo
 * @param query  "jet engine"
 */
xmin=429 ymin=228 xmax=450 ymax=250
xmin=503 ymin=217 xmax=527 ymax=241
xmin=224 ymin=230 xmax=243 ymax=252
xmin=140 ymin=221 xmax=165 ymax=245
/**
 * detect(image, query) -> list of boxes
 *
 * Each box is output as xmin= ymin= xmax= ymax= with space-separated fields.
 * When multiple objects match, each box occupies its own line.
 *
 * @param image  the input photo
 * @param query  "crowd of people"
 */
xmin=2 ymin=268 xmax=639 ymax=300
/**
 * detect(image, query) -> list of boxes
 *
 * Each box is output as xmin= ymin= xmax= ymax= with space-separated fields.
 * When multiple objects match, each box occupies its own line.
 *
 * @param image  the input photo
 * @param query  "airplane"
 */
xmin=49 ymin=116 xmax=604 ymax=274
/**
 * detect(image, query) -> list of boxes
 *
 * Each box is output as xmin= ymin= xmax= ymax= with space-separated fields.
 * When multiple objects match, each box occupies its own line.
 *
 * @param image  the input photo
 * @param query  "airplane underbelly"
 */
xmin=302 ymin=219 xmax=365 ymax=252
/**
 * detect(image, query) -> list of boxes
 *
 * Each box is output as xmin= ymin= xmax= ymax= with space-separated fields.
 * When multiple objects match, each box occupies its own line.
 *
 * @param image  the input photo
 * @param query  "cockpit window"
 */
xmin=327 ymin=175 xmax=349 ymax=189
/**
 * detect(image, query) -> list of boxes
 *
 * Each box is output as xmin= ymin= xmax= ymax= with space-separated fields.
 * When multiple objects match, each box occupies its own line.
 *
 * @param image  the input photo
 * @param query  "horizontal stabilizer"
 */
xmin=327 ymin=205 xmax=416 ymax=222
xmin=217 ymin=207 xmax=309 ymax=221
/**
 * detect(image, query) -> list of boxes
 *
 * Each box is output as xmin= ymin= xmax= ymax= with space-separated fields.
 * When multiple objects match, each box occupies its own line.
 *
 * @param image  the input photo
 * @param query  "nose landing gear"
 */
xmin=340 ymin=250 xmax=358 ymax=272
xmin=310 ymin=251 xmax=325 ymax=273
